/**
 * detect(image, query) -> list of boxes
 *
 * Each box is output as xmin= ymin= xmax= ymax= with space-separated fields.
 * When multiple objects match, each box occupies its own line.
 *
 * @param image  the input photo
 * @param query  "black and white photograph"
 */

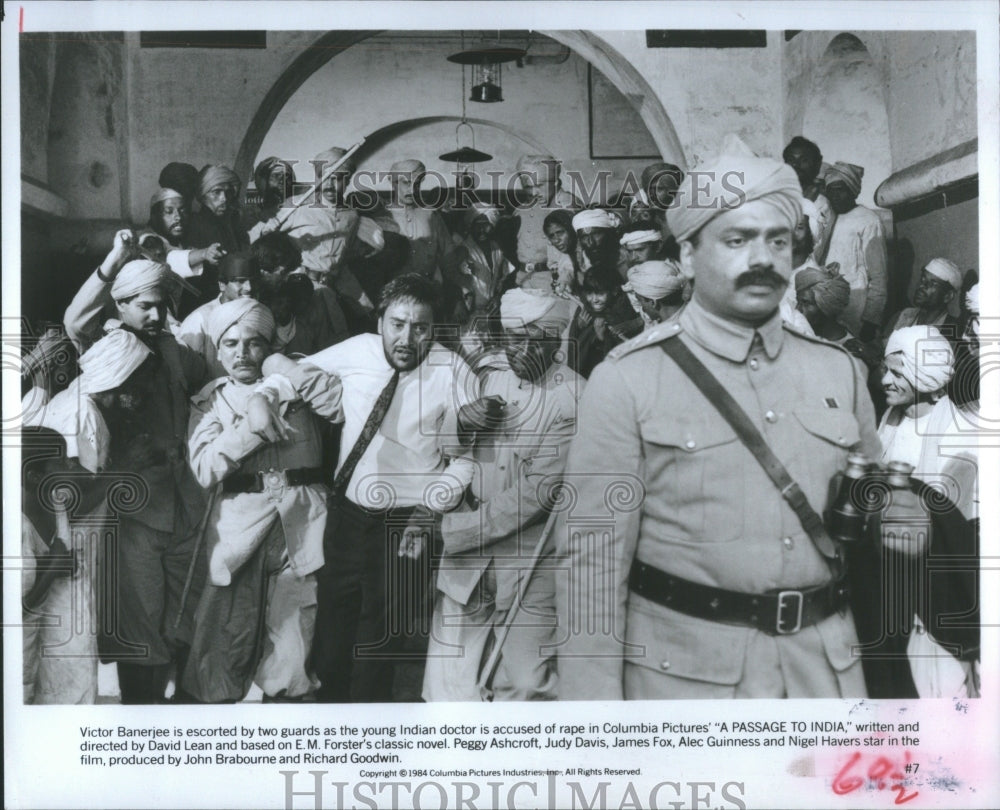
xmin=4 ymin=2 xmax=998 ymax=808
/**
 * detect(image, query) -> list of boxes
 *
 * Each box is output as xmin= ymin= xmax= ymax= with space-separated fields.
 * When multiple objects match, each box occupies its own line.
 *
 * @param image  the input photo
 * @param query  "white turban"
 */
xmin=668 ymin=134 xmax=803 ymax=243
xmin=464 ymin=201 xmax=501 ymax=229
xmin=516 ymin=154 xmax=559 ymax=178
xmin=78 ymin=329 xmax=152 ymax=395
xmin=207 ymin=298 xmax=276 ymax=348
xmin=572 ymin=209 xmax=615 ymax=232
xmin=966 ymin=284 xmax=979 ymax=315
xmin=884 ymin=325 xmax=955 ymax=394
xmin=623 ymin=260 xmax=686 ymax=301
xmin=620 ymin=229 xmax=662 ymax=248
xmin=315 ymin=146 xmax=355 ymax=175
xmin=110 ymin=259 xmax=174 ymax=301
xmin=924 ymin=257 xmax=964 ymax=292
xmin=390 ymin=159 xmax=426 ymax=177
xmin=500 ymin=289 xmax=572 ymax=334
xmin=150 ymin=187 xmax=184 ymax=208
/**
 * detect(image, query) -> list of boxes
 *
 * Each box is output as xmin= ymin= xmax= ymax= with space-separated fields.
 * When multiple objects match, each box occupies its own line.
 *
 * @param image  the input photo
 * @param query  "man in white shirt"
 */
xmin=261 ymin=274 xmax=477 ymax=701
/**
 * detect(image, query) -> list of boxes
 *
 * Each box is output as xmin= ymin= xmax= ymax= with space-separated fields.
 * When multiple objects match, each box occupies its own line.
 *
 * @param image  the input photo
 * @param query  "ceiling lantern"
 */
xmin=447 ymin=46 xmax=525 ymax=103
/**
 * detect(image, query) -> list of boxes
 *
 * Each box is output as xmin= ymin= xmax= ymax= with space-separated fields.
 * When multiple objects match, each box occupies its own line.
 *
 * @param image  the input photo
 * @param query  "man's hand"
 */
xmin=592 ymin=316 xmax=607 ymax=340
xmin=259 ymin=218 xmax=282 ymax=237
xmin=457 ymin=395 xmax=506 ymax=436
xmin=100 ymin=229 xmax=138 ymax=280
xmin=881 ymin=487 xmax=929 ymax=556
xmin=246 ymin=393 xmax=288 ymax=443
xmin=204 ymin=243 xmax=226 ymax=264
xmin=398 ymin=521 xmax=428 ymax=559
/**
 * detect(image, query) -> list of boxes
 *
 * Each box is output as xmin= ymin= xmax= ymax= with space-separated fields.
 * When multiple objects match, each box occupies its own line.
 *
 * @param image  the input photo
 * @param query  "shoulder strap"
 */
xmin=659 ymin=337 xmax=839 ymax=562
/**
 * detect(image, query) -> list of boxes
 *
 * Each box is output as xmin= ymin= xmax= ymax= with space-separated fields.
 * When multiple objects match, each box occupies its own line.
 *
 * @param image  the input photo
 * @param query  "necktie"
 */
xmin=332 ymin=369 xmax=400 ymax=492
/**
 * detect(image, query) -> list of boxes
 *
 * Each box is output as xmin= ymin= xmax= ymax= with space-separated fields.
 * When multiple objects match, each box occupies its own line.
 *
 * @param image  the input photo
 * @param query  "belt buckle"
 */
xmin=260 ymin=468 xmax=288 ymax=503
xmin=775 ymin=590 xmax=804 ymax=634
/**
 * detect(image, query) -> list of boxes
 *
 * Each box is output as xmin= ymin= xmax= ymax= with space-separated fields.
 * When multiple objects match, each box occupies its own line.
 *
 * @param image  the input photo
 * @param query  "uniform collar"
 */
xmin=679 ymin=298 xmax=784 ymax=363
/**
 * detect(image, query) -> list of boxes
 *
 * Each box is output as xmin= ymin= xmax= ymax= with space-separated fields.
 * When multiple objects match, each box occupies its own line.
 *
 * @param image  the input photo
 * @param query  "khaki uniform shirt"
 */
xmin=556 ymin=299 xmax=881 ymax=699
xmin=438 ymin=360 xmax=584 ymax=609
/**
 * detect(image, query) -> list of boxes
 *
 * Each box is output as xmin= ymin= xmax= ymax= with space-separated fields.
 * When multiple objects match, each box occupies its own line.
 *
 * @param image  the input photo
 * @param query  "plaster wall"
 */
xmin=255 ymin=33 xmax=654 ymax=201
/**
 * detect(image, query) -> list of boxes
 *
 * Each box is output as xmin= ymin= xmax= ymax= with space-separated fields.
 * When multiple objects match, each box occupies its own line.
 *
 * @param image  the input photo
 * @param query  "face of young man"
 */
xmin=625 ymin=242 xmax=660 ymax=267
xmin=217 ymin=323 xmax=270 ymax=384
xmin=520 ymin=167 xmax=558 ymax=204
xmin=116 ymin=289 xmax=169 ymax=338
xmin=544 ymin=222 xmax=573 ymax=254
xmin=881 ymin=353 xmax=919 ymax=409
xmin=913 ymin=269 xmax=954 ymax=310
xmin=584 ymin=289 xmax=610 ymax=314
xmin=268 ymin=163 xmax=289 ymax=194
xmin=578 ymin=228 xmax=612 ymax=258
xmin=201 ymin=183 xmax=236 ymax=217
xmin=321 ymin=172 xmax=350 ymax=205
xmin=393 ymin=173 xmax=421 ymax=207
xmin=378 ymin=298 xmax=434 ymax=372
xmin=503 ymin=324 xmax=560 ymax=383
xmin=219 ymin=275 xmax=258 ymax=303
xmin=470 ymin=217 xmax=493 ymax=245
xmin=157 ymin=200 xmax=188 ymax=240
xmin=824 ymin=181 xmax=857 ymax=215
xmin=796 ymin=287 xmax=824 ymax=330
xmin=783 ymin=145 xmax=821 ymax=189
xmin=679 ymin=199 xmax=793 ymax=328
xmin=651 ymin=173 xmax=681 ymax=208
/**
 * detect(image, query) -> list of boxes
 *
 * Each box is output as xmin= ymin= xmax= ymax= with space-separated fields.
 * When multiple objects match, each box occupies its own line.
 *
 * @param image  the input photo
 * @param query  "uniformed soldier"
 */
xmin=556 ymin=135 xmax=881 ymax=700
xmin=183 ymin=298 xmax=343 ymax=702
xmin=423 ymin=289 xmax=582 ymax=701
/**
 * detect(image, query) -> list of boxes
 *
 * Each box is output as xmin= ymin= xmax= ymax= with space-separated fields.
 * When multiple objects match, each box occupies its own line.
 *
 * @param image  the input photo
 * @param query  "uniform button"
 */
xmin=765 ymin=410 xmax=777 ymax=423
xmin=660 ymin=660 xmax=671 ymax=670
xmin=749 ymin=358 xmax=759 ymax=370
xmin=782 ymin=537 xmax=794 ymax=550
xmin=685 ymin=439 xmax=696 ymax=450
xmin=838 ymin=437 xmax=847 ymax=445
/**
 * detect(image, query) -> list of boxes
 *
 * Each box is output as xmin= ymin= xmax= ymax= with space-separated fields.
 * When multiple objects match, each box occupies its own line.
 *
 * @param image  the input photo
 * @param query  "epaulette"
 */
xmin=191 ymin=375 xmax=230 ymax=405
xmin=781 ymin=321 xmax=857 ymax=358
xmin=606 ymin=320 xmax=684 ymax=360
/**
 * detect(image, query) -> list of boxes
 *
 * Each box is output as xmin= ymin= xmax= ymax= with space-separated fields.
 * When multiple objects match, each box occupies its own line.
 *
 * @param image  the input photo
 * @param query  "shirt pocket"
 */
xmin=639 ymin=415 xmax=742 ymax=542
xmin=793 ymin=408 xmax=860 ymax=471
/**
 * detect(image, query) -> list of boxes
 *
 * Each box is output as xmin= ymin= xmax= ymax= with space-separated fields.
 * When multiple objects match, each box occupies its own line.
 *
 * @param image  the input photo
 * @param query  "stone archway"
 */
xmin=234 ymin=30 xmax=686 ymax=184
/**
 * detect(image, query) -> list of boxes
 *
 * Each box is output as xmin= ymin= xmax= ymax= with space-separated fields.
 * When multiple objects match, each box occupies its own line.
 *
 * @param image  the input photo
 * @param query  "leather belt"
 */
xmin=628 ymin=560 xmax=849 ymax=635
xmin=222 ymin=467 xmax=326 ymax=494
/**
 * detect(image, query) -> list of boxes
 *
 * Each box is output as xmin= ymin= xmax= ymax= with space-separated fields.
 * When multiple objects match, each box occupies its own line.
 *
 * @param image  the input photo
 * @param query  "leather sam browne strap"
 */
xmin=659 ymin=337 xmax=840 ymax=562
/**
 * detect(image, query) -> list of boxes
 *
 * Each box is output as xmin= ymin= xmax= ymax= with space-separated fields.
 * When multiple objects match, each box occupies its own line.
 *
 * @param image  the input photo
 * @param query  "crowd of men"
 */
xmin=20 ymin=134 xmax=980 ymax=705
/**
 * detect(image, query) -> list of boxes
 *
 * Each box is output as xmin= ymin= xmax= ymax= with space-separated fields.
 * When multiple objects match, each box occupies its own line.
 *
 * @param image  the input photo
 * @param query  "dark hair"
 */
xmin=782 ymin=136 xmax=822 ymax=165
xmin=580 ymin=265 xmax=623 ymax=294
xmin=251 ymin=231 xmax=302 ymax=273
xmin=376 ymin=273 xmax=442 ymax=320
xmin=274 ymin=274 xmax=313 ymax=308
xmin=543 ymin=209 xmax=575 ymax=234
xmin=158 ymin=162 xmax=199 ymax=202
